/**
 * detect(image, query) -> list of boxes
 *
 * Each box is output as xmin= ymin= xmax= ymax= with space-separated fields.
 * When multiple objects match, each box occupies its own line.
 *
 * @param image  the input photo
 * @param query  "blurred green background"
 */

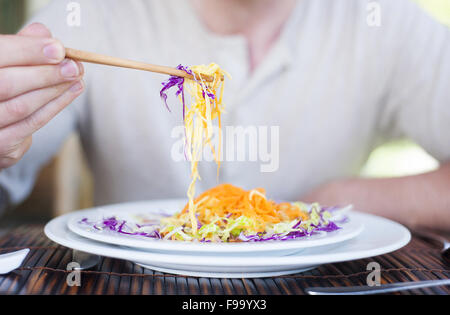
xmin=0 ymin=0 xmax=449 ymax=180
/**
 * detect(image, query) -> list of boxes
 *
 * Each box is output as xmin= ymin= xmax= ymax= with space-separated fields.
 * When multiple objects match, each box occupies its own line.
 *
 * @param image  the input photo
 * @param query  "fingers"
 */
xmin=0 ymin=59 xmax=84 ymax=100
xmin=0 ymin=35 xmax=65 ymax=68
xmin=18 ymin=23 xmax=52 ymax=38
xmin=0 ymin=136 xmax=32 ymax=169
xmin=0 ymin=81 xmax=78 ymax=129
xmin=0 ymin=80 xmax=84 ymax=143
xmin=0 ymin=23 xmax=85 ymax=170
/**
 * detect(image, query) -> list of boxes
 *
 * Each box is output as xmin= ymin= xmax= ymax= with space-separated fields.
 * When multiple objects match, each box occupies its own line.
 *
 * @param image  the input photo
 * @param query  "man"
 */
xmin=0 ymin=0 xmax=449 ymax=229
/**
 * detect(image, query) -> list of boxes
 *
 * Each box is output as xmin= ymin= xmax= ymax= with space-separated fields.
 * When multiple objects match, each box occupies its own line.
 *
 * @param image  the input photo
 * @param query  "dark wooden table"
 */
xmin=0 ymin=225 xmax=448 ymax=295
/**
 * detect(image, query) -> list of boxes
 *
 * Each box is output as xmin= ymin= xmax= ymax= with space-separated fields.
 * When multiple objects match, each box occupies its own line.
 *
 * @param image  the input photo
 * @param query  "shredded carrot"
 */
xmin=180 ymin=184 xmax=309 ymax=232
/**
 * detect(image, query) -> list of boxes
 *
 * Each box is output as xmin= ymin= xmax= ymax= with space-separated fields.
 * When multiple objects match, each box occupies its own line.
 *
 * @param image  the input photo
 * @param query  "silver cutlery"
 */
xmin=72 ymin=250 xmax=101 ymax=271
xmin=306 ymin=279 xmax=450 ymax=295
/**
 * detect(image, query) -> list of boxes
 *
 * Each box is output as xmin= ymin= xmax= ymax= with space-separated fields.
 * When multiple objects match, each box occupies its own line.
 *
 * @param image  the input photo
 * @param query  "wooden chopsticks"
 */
xmin=65 ymin=48 xmax=219 ymax=82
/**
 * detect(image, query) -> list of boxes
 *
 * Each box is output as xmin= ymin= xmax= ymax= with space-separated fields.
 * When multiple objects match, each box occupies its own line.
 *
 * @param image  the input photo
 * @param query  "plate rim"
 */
xmin=45 ymin=211 xmax=411 ymax=267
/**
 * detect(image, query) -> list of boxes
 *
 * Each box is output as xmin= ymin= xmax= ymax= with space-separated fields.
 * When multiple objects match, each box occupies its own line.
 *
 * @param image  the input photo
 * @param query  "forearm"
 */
xmin=304 ymin=163 xmax=450 ymax=230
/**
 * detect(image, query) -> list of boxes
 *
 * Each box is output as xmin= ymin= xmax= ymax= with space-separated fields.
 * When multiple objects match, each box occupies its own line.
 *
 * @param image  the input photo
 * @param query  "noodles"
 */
xmin=160 ymin=63 xmax=229 ymax=234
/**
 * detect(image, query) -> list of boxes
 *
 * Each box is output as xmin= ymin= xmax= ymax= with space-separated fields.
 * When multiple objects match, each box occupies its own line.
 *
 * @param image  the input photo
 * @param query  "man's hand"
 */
xmin=0 ymin=23 xmax=84 ymax=169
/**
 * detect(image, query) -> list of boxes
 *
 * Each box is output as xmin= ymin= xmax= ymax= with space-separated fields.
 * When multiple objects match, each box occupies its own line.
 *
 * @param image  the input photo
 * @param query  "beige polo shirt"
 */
xmin=0 ymin=0 xmax=449 ymax=210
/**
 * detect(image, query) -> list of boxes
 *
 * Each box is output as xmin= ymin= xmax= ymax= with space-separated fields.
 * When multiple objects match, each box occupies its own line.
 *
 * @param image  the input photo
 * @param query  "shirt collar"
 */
xmin=176 ymin=0 xmax=308 ymax=103
xmin=238 ymin=0 xmax=311 ymax=100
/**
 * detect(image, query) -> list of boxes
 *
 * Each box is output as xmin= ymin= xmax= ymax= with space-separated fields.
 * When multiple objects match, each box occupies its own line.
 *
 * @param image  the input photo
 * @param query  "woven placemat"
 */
xmin=0 ymin=225 xmax=448 ymax=295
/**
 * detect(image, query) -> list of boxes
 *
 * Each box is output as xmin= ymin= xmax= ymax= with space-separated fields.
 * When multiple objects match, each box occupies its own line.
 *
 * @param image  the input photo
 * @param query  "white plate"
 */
xmin=66 ymin=200 xmax=363 ymax=255
xmin=45 ymin=211 xmax=410 ymax=278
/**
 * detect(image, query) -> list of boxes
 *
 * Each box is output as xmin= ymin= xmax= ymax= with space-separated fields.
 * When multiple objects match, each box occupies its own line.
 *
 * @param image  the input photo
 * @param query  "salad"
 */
xmin=81 ymin=65 xmax=348 ymax=243
xmin=81 ymin=184 xmax=349 ymax=243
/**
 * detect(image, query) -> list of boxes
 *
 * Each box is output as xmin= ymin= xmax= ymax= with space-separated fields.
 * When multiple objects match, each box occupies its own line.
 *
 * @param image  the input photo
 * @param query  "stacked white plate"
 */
xmin=44 ymin=199 xmax=411 ymax=278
